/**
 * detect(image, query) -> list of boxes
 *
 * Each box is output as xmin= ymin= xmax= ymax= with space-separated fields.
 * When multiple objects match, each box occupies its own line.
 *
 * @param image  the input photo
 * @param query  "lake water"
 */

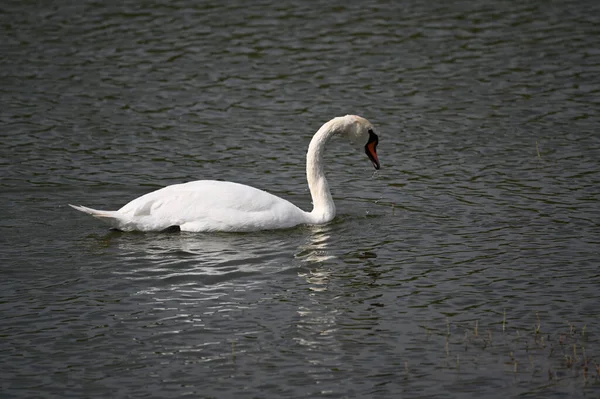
xmin=2 ymin=0 xmax=600 ymax=397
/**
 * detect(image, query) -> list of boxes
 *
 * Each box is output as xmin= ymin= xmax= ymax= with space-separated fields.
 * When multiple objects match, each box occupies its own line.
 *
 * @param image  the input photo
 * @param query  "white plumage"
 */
xmin=70 ymin=115 xmax=380 ymax=232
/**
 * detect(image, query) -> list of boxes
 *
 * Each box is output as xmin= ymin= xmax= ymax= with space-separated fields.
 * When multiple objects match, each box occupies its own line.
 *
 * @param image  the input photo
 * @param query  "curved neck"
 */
xmin=305 ymin=120 xmax=340 ymax=223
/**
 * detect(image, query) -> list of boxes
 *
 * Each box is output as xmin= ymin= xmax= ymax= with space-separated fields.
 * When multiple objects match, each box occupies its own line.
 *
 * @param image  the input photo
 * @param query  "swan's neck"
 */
xmin=306 ymin=121 xmax=339 ymax=223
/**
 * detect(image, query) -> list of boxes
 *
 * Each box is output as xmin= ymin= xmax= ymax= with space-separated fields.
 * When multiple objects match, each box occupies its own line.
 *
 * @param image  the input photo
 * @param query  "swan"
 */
xmin=69 ymin=115 xmax=380 ymax=232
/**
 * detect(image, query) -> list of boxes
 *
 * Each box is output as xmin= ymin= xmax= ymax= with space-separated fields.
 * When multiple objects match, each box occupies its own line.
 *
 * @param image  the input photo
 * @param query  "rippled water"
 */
xmin=2 ymin=0 xmax=600 ymax=397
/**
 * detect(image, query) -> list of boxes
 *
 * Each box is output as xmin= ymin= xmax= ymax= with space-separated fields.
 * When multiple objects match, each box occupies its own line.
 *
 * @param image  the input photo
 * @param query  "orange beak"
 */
xmin=366 ymin=141 xmax=380 ymax=170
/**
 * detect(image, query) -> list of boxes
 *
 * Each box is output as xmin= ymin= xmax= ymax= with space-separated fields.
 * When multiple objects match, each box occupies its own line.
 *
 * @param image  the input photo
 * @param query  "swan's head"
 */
xmin=336 ymin=115 xmax=380 ymax=170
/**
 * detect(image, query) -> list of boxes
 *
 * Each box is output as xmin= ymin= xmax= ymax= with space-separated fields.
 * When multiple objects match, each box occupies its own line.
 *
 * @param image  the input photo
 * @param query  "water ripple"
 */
xmin=2 ymin=0 xmax=600 ymax=397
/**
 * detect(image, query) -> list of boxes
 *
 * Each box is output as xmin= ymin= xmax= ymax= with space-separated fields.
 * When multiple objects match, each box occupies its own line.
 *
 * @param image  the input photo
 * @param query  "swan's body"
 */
xmin=70 ymin=115 xmax=380 ymax=232
xmin=71 ymin=181 xmax=312 ymax=232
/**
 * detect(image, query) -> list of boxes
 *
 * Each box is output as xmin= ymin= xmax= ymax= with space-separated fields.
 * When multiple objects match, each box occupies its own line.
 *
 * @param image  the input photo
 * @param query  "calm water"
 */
xmin=2 ymin=0 xmax=600 ymax=397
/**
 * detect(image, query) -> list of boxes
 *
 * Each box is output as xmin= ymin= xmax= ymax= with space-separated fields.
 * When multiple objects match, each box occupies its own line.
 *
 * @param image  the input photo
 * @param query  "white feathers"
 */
xmin=70 ymin=115 xmax=378 ymax=232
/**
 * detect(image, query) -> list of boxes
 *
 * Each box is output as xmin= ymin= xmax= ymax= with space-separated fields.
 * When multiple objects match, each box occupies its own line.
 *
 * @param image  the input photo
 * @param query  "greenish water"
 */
xmin=1 ymin=0 xmax=599 ymax=397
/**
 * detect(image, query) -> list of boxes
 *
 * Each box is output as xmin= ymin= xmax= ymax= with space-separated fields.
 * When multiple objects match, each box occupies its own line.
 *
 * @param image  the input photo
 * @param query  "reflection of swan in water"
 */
xmin=292 ymin=225 xmax=341 ymax=352
xmin=94 ymin=226 xmax=376 ymax=372
xmin=95 ymin=224 xmax=337 ymax=289
xmin=294 ymin=225 xmax=347 ymax=304
xmin=102 ymin=231 xmax=305 ymax=285
xmin=293 ymin=225 xmax=384 ymax=370
xmin=295 ymin=225 xmax=337 ymax=266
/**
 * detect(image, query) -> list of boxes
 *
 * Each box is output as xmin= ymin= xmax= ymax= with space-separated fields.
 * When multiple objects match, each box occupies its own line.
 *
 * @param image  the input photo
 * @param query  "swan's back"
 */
xmin=116 ymin=180 xmax=308 ymax=232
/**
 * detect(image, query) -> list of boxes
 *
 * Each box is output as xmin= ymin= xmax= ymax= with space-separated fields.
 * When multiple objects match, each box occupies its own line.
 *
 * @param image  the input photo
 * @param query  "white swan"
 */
xmin=69 ymin=115 xmax=380 ymax=232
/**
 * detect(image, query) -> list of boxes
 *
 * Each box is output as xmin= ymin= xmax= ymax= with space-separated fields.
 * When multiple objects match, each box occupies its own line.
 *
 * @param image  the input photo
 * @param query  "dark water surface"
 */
xmin=2 ymin=0 xmax=600 ymax=397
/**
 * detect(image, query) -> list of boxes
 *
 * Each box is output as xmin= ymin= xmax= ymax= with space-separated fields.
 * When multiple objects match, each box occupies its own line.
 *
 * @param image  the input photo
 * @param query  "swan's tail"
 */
xmin=69 ymin=204 xmax=125 ymax=229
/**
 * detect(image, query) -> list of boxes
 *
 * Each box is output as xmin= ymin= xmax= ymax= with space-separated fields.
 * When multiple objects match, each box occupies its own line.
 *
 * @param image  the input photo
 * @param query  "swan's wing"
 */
xmin=117 ymin=180 xmax=308 ymax=232
xmin=119 ymin=180 xmax=287 ymax=215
